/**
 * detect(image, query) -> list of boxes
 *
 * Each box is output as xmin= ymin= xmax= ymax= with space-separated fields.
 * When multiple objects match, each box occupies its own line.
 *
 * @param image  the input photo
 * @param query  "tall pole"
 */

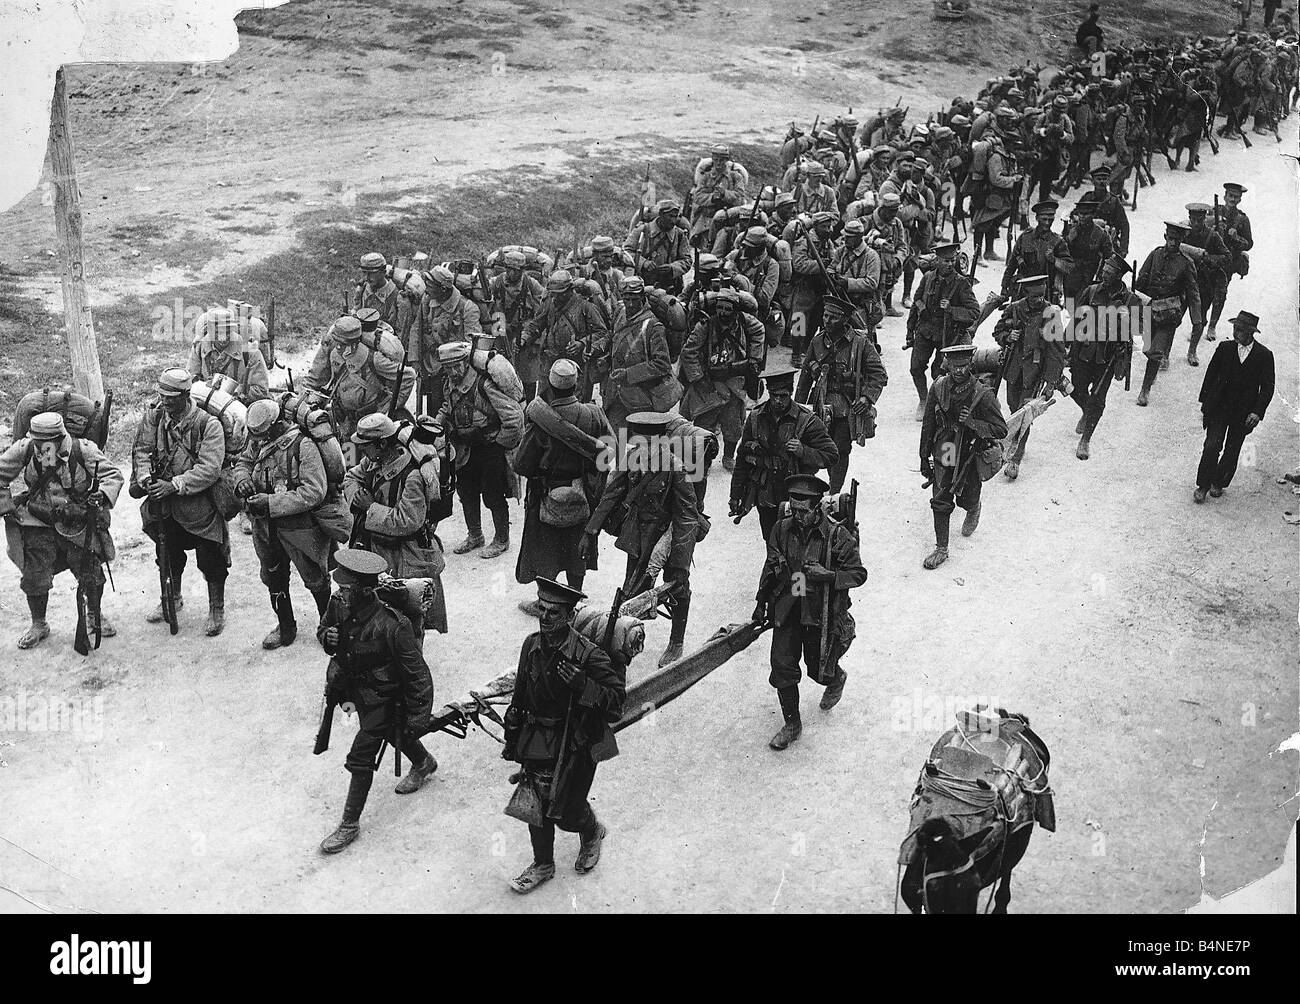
xmin=47 ymin=66 xmax=104 ymax=401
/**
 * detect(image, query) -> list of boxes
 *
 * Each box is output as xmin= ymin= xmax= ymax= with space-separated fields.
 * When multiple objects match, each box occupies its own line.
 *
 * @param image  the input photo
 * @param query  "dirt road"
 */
xmin=1 ymin=1 xmax=1294 ymax=913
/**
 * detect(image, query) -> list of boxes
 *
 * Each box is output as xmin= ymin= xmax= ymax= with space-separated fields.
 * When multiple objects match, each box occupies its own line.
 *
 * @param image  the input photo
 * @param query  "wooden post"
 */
xmin=47 ymin=66 xmax=105 ymax=401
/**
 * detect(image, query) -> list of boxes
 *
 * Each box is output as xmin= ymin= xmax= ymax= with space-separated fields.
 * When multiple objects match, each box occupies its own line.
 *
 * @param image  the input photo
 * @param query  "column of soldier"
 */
xmin=0 ymin=28 xmax=1286 ymax=894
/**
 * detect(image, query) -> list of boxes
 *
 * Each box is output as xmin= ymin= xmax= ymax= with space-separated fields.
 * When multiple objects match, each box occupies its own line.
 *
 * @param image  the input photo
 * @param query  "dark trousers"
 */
xmin=345 ymin=699 xmax=431 ymax=775
xmin=758 ymin=503 xmax=780 ymax=541
xmin=155 ymin=519 xmax=228 ymax=585
xmin=1197 ymin=419 xmax=1249 ymax=490
xmin=1030 ymin=160 xmax=1059 ymax=206
xmin=1070 ymin=358 xmax=1117 ymax=434
xmin=456 ymin=442 xmax=510 ymax=534
xmin=17 ymin=525 xmax=103 ymax=596
xmin=910 ymin=336 xmax=944 ymax=398
xmin=769 ymin=618 xmax=844 ymax=689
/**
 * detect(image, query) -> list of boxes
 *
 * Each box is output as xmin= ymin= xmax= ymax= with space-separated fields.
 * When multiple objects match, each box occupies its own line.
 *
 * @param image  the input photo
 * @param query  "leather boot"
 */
xmin=819 ymin=669 xmax=848 ymax=710
xmin=147 ymin=595 xmax=183 ymax=622
xmin=915 ymin=399 xmax=926 ymax=422
xmin=925 ymin=506 xmax=951 ymax=569
xmin=1075 ymin=414 xmax=1087 ymax=435
xmin=454 ymin=506 xmax=484 ymax=554
xmin=263 ymin=591 xmax=297 ymax=649
xmin=1205 ymin=321 xmax=1217 ymax=341
xmin=394 ymin=753 xmax=437 ymax=795
xmin=479 ymin=506 xmax=510 ymax=559
xmin=770 ymin=686 xmax=802 ymax=749
xmin=18 ymin=593 xmax=50 ymax=650
xmin=1136 ymin=357 xmax=1160 ymax=406
xmin=961 ymin=501 xmax=981 ymax=537
xmin=658 ymin=594 xmax=689 ymax=667
xmin=509 ymin=861 xmax=556 ymax=894
xmin=204 ymin=580 xmax=225 ymax=637
xmin=575 ymin=813 xmax=607 ymax=873
xmin=1076 ymin=433 xmax=1092 ymax=460
xmin=320 ymin=772 xmax=371 ymax=854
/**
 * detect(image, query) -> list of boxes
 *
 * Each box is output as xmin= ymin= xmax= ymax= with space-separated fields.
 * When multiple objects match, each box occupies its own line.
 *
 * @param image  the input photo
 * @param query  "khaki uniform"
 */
xmin=185 ymin=344 xmax=270 ymax=402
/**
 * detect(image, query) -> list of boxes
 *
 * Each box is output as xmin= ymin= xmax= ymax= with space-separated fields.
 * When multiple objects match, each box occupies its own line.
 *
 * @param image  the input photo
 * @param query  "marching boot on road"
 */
xmin=130 ymin=369 xmax=231 ymax=636
xmin=317 ymin=548 xmax=437 ymax=854
xmin=234 ymin=400 xmax=335 ymax=649
xmin=0 ymin=412 xmax=122 ymax=650
xmin=754 ymin=474 xmax=867 ymax=750
xmin=501 ymin=577 xmax=625 ymax=893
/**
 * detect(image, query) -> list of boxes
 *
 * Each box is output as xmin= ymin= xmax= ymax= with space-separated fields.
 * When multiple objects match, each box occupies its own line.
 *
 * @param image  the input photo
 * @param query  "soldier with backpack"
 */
xmin=186 ymin=307 xmax=270 ymax=403
xmin=301 ymin=314 xmax=408 ymax=442
xmin=234 ymin=399 xmax=336 ymax=650
xmin=437 ymin=340 xmax=525 ymax=559
xmin=130 ymin=368 xmax=231 ymax=636
xmin=0 ymin=412 xmax=123 ymax=650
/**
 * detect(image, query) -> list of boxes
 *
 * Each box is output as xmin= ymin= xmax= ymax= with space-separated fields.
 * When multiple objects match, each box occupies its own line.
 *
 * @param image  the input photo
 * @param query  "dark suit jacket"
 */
xmin=1199 ymin=339 xmax=1274 ymax=427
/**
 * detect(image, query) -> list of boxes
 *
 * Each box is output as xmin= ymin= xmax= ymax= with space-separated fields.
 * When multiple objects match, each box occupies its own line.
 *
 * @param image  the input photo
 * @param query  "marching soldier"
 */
xmin=795 ymin=297 xmax=888 ymax=493
xmin=730 ymin=366 xmax=839 ymax=540
xmin=970 ymin=116 xmax=1023 ymax=262
xmin=1178 ymin=202 xmax=1232 ymax=366
xmin=1086 ymin=166 xmax=1130 ymax=258
xmin=601 ymin=275 xmax=678 ymax=435
xmin=342 ymin=413 xmax=448 ymax=625
xmin=1210 ymin=182 xmax=1253 ymax=339
xmin=625 ymin=199 xmax=692 ymax=292
xmin=354 ymin=252 xmax=411 ymax=339
xmin=827 ymin=218 xmax=883 ymax=342
xmin=437 ymin=341 xmax=524 ymax=559
xmin=234 ymin=399 xmax=335 ymax=649
xmin=583 ymin=411 xmax=700 ymax=666
xmin=1135 ymin=221 xmax=1203 ymax=406
xmin=919 ymin=343 xmax=1008 ymax=570
xmin=515 ymin=359 xmax=611 ymax=609
xmin=489 ymin=250 xmax=546 ymax=402
xmin=1069 ymin=256 xmax=1139 ymax=460
xmin=753 ymin=473 xmax=867 ymax=751
xmin=185 ymin=307 xmax=270 ymax=402
xmin=130 ymin=368 xmax=230 ymax=636
xmin=415 ymin=264 xmax=482 ymax=415
xmin=579 ymin=235 xmax=627 ymax=316
xmin=788 ymin=211 xmax=839 ymax=367
xmin=793 ymin=161 xmax=840 ymax=215
xmin=1002 ymin=199 xmax=1074 ymax=302
xmin=725 ymin=226 xmax=781 ymax=336
xmin=991 ymin=275 xmax=1066 ymax=481
xmin=905 ymin=241 xmax=980 ymax=419
xmin=862 ymin=191 xmax=909 ymax=317
xmin=520 ymin=269 xmax=610 ymax=404
xmin=689 ymin=143 xmax=749 ymax=246
xmin=0 ymin=412 xmax=122 ymax=650
xmin=501 ymin=576 xmax=624 ymax=894
xmin=317 ymin=548 xmax=437 ymax=855
xmin=301 ymin=314 xmax=404 ymax=442
xmin=1061 ymin=194 xmax=1114 ymax=300
xmin=678 ymin=287 xmax=766 ymax=472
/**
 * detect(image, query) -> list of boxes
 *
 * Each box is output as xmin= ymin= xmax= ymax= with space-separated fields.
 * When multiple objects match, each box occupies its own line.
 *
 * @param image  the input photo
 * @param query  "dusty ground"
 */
xmin=1 ymin=0 xmax=1295 ymax=914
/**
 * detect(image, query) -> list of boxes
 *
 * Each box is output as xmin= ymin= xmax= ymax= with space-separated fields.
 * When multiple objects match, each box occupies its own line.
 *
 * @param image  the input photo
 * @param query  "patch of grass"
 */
xmin=221 ymin=222 xmax=276 ymax=236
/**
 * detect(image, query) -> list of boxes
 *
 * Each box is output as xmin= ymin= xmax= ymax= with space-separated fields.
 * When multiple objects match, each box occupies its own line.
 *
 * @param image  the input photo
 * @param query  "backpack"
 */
xmin=13 ymin=386 xmax=110 ymax=448
xmin=190 ymin=379 xmax=249 ymax=457
xmin=646 ymin=287 xmax=688 ymax=361
xmin=396 ymin=417 xmax=454 ymax=525
xmin=278 ymin=392 xmax=346 ymax=492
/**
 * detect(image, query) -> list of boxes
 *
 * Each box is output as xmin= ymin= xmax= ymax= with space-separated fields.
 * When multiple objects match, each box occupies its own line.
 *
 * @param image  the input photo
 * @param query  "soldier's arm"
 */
xmin=584 ymin=471 xmax=626 ymax=536
xmin=830 ymin=528 xmax=868 ymax=591
xmin=919 ymin=386 xmax=939 ymax=464
xmin=484 ymin=377 xmax=525 ymax=451
xmin=232 ymin=439 xmax=256 ymax=494
xmin=130 ymin=409 xmax=158 ymax=488
xmin=679 ymin=322 xmax=707 ymax=384
xmin=860 ymin=337 xmax=888 ymax=403
xmin=460 ymin=298 xmax=484 ymax=336
xmin=364 ymin=467 xmax=428 ymax=537
xmin=742 ymin=315 xmax=766 ymax=368
xmin=1181 ymin=261 xmax=1204 ymax=326
xmin=791 ymin=238 xmax=821 ymax=275
xmin=755 ymin=521 xmax=785 ymax=604
xmin=78 ymin=442 xmax=124 ymax=505
xmin=270 ymin=439 xmax=326 ymax=518
xmin=1135 ymin=251 xmax=1154 ymax=293
xmin=0 ymin=442 xmax=27 ymax=506
xmin=244 ymin=350 xmax=271 ymax=401
xmin=392 ymin=618 xmax=436 ymax=733
xmin=1236 ymin=215 xmax=1254 ymax=252
xmin=574 ymin=643 xmax=624 ymax=722
xmin=668 ymin=470 xmax=699 ymax=555
xmin=667 ymin=232 xmax=692 ymax=278
xmin=730 ymin=414 xmax=757 ymax=507
xmin=185 ymin=344 xmax=204 ymax=380
xmin=970 ymin=388 xmax=1009 ymax=441
xmin=757 ymin=259 xmax=780 ymax=309
xmin=342 ymin=460 xmax=369 ymax=506
xmin=174 ymin=415 xmax=225 ymax=495
xmin=521 ymin=304 xmax=548 ymax=345
xmin=802 ymin=413 xmax=840 ymax=471
xmin=302 ymin=341 xmax=332 ymax=391
xmin=846 ymin=248 xmax=881 ymax=297
xmin=795 ymin=357 xmax=815 ymax=404
xmin=1052 ymin=235 xmax=1075 ymax=272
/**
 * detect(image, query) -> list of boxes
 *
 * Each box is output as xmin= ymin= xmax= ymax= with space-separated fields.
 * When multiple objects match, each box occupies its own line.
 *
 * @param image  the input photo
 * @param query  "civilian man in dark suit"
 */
xmin=1195 ymin=311 xmax=1274 ymax=503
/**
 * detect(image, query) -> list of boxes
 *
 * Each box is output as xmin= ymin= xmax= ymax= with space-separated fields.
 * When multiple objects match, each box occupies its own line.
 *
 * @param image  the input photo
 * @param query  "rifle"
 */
xmin=149 ymin=446 xmax=179 ymax=635
xmin=805 ymin=231 xmax=869 ymax=331
xmin=73 ymin=458 xmax=110 ymax=655
xmin=1005 ymin=175 xmax=1024 ymax=262
xmin=265 ymin=294 xmax=278 ymax=369
xmin=342 ymin=289 xmax=351 ymax=315
xmin=314 ymin=614 xmax=355 ymax=755
xmin=817 ymin=479 xmax=857 ymax=682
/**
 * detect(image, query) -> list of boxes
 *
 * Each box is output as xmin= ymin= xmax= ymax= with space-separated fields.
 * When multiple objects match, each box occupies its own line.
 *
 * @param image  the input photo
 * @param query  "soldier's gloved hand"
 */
xmin=323 ymin=626 xmax=340 ymax=648
xmin=920 ymin=460 xmax=934 ymax=484
xmin=246 ymin=494 xmax=271 ymax=518
xmin=85 ymin=490 xmax=110 ymax=508
xmin=147 ymin=479 xmax=177 ymax=501
xmin=751 ymin=601 xmax=768 ymax=625
xmin=235 ymin=479 xmax=257 ymax=500
xmin=803 ymin=562 xmax=836 ymax=584
xmin=507 ymin=770 xmax=524 ymax=784
xmin=350 ymin=488 xmax=374 ymax=514
xmin=958 ymin=406 xmax=973 ymax=424
xmin=556 ymin=660 xmax=586 ymax=690
xmin=785 ymin=440 xmax=804 ymax=458
xmin=577 ymin=532 xmax=597 ymax=561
